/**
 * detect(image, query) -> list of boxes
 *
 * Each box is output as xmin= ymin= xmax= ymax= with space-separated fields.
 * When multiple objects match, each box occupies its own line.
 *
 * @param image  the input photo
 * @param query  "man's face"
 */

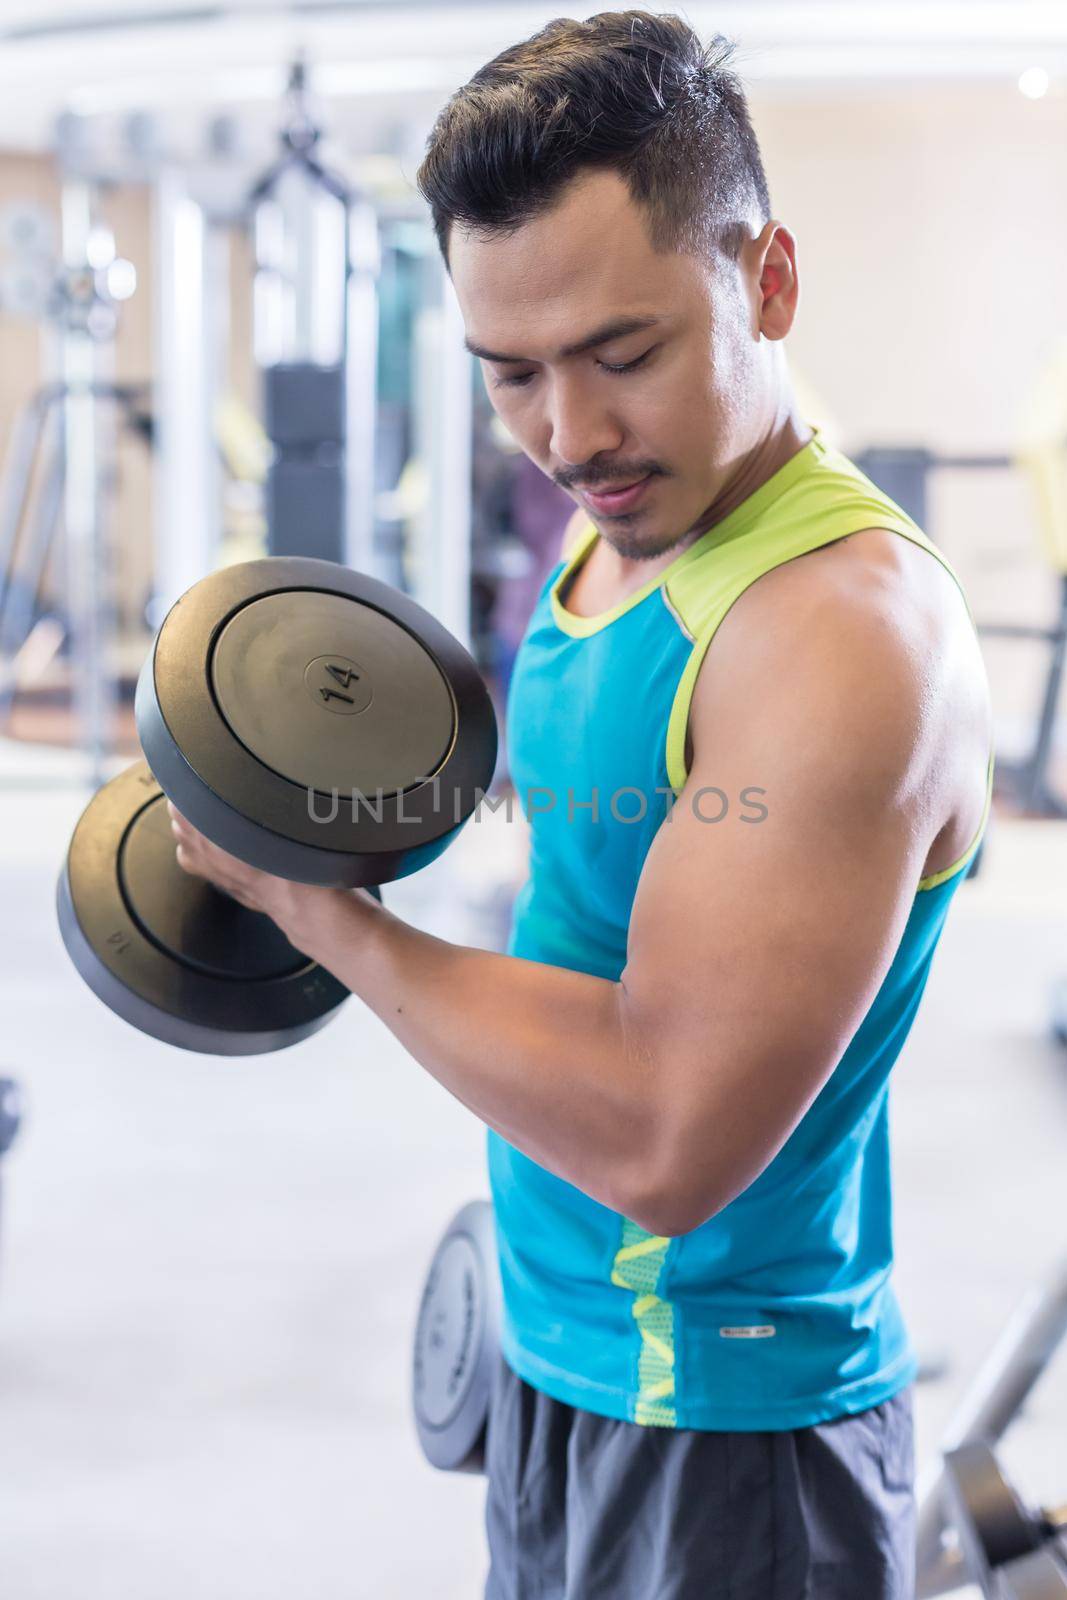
xmin=449 ymin=169 xmax=786 ymax=560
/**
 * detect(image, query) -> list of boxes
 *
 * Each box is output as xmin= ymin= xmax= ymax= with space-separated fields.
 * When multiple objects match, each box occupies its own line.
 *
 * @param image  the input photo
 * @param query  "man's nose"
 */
xmin=546 ymin=375 xmax=625 ymax=469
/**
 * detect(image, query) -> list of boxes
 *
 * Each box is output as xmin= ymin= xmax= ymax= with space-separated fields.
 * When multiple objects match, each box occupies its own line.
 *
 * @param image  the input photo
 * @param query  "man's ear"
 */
xmin=749 ymin=221 xmax=800 ymax=342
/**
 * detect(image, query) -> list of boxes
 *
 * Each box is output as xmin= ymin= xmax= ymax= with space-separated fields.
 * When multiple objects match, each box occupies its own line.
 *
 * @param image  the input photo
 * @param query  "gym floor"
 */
xmin=0 ymin=737 xmax=1063 ymax=1600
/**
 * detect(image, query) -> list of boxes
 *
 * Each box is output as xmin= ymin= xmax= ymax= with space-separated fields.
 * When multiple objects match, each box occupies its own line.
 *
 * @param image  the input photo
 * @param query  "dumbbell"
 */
xmin=57 ymin=558 xmax=497 ymax=1055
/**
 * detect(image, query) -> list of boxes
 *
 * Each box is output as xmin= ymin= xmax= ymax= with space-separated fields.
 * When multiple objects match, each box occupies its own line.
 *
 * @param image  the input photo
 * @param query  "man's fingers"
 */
xmin=169 ymin=816 xmax=196 ymax=855
xmin=174 ymin=842 xmax=264 ymax=911
xmin=169 ymin=813 xmax=270 ymax=913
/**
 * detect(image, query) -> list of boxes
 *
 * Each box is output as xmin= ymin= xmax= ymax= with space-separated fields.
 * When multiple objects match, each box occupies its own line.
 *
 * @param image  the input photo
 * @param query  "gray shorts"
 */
xmin=484 ymin=1355 xmax=915 ymax=1600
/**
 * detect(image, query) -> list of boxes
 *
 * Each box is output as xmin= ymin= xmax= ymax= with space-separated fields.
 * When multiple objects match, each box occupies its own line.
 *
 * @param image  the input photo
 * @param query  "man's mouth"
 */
xmin=579 ymin=475 xmax=656 ymax=516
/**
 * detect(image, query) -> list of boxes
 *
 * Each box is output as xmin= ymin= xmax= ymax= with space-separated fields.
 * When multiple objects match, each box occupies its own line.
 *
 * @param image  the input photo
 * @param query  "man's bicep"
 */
xmin=625 ymin=743 xmax=921 ymax=1076
xmin=619 ymin=613 xmax=932 ymax=1221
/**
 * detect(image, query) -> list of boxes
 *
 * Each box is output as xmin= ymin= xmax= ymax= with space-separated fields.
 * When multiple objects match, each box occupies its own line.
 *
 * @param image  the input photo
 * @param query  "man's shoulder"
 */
xmin=687 ymin=525 xmax=991 ymax=863
xmin=708 ymin=527 xmax=921 ymax=655
xmin=717 ymin=525 xmax=971 ymax=666
xmin=694 ymin=535 xmax=930 ymax=767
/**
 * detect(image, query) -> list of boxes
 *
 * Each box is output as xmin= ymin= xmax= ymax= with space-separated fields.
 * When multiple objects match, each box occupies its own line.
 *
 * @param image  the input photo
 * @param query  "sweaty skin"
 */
xmin=170 ymin=172 xmax=991 ymax=1238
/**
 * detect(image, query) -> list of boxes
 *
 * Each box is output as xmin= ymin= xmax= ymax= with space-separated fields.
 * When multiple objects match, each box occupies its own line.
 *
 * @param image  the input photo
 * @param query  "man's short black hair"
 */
xmin=417 ymin=10 xmax=771 ymax=264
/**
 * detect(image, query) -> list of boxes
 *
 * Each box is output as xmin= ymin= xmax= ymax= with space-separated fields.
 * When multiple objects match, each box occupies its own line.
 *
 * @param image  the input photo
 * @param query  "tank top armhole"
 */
xmin=916 ymin=747 xmax=995 ymax=892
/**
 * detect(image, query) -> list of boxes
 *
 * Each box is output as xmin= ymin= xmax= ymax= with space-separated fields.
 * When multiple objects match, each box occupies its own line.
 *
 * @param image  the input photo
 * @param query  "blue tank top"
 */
xmin=490 ymin=433 xmax=993 ymax=1431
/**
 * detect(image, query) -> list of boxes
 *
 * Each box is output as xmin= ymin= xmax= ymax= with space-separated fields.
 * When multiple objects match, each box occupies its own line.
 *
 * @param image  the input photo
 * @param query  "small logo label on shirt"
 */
xmin=719 ymin=1324 xmax=776 ymax=1340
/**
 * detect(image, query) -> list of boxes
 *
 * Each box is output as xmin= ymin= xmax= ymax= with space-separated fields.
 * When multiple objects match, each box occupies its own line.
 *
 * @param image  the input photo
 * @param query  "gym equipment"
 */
xmin=0 ymin=380 xmax=151 ymax=692
xmin=250 ymin=59 xmax=378 ymax=571
xmin=918 ymin=1264 xmax=1067 ymax=1597
xmin=1054 ymin=979 xmax=1067 ymax=1049
xmin=57 ymin=763 xmax=350 ymax=1055
xmin=855 ymin=441 xmax=1067 ymax=820
xmin=412 ymin=1199 xmax=502 ymax=1473
xmin=0 ymin=1078 xmax=23 ymax=1294
xmin=855 ymin=445 xmax=1013 ymax=535
xmin=0 ymin=189 xmax=145 ymax=784
xmin=135 ymin=558 xmax=494 ymax=885
xmin=979 ymin=573 xmax=1067 ymax=821
xmin=942 ymin=1443 xmax=1067 ymax=1599
xmin=0 ymin=1080 xmax=21 ymax=1158
xmin=58 ymin=557 xmax=498 ymax=1054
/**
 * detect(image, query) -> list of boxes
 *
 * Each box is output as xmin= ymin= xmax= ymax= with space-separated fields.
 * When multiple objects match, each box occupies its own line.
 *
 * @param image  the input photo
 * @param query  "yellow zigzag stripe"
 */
xmin=610 ymin=1219 xmax=678 ymax=1428
xmin=614 ymin=1235 xmax=670 ymax=1264
xmin=636 ymin=1325 xmax=674 ymax=1367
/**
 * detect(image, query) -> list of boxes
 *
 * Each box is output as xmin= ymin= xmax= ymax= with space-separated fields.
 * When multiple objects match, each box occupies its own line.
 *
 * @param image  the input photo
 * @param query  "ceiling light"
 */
xmin=1018 ymin=66 xmax=1050 ymax=98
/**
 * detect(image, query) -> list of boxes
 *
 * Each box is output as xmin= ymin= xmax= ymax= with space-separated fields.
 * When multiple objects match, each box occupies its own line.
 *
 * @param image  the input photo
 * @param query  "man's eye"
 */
xmin=597 ymin=348 xmax=654 ymax=376
xmin=492 ymin=346 xmax=656 ymax=389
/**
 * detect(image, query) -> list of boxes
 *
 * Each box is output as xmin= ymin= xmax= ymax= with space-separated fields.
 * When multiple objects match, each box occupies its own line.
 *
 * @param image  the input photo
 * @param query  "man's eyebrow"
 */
xmin=464 ymin=315 xmax=663 ymax=365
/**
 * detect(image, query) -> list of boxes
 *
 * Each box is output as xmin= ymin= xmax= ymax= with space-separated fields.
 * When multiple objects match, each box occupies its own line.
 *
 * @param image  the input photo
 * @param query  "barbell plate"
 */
xmin=413 ymin=1199 xmax=502 ymax=1474
xmin=210 ymin=589 xmax=455 ymax=797
xmin=57 ymin=762 xmax=349 ymax=1056
xmin=0 ymin=1079 xmax=21 ymax=1157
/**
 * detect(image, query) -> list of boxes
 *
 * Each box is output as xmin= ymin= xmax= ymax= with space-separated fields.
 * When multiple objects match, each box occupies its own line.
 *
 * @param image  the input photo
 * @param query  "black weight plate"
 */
xmin=211 ymin=590 xmax=455 ymax=796
xmin=57 ymin=762 xmax=349 ymax=1056
xmin=413 ymin=1199 xmax=502 ymax=1474
xmin=0 ymin=1079 xmax=21 ymax=1158
xmin=136 ymin=558 xmax=498 ymax=887
xmin=120 ymin=801 xmax=307 ymax=980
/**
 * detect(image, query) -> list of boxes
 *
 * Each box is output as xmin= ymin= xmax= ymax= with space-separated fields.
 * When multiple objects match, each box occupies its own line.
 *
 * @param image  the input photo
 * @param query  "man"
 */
xmin=171 ymin=12 xmax=993 ymax=1597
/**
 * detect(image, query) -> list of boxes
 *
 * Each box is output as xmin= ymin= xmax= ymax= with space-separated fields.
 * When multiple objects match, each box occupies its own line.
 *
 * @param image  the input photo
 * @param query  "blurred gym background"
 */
xmin=0 ymin=4 xmax=1063 ymax=1597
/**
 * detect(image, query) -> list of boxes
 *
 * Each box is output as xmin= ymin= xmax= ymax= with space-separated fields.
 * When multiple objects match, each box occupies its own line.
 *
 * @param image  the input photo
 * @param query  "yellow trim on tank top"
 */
xmin=915 ymin=748 xmax=995 ymax=892
xmin=662 ymin=521 xmax=967 ymax=795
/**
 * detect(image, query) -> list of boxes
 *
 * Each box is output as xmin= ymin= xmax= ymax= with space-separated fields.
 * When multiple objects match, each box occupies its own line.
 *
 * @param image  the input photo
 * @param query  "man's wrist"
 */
xmin=270 ymin=882 xmax=377 ymax=967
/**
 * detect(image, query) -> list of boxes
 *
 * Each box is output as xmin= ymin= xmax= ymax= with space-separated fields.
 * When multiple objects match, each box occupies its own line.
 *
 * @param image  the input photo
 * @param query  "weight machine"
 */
xmin=918 ymin=1266 xmax=1067 ymax=1598
xmin=941 ymin=1442 xmax=1067 ymax=1600
xmin=248 ymin=58 xmax=379 ymax=574
xmin=0 ymin=191 xmax=141 ymax=786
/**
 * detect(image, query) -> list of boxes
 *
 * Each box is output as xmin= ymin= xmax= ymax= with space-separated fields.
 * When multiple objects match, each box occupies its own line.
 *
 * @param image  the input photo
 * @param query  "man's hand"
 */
xmin=168 ymin=802 xmax=273 ymax=912
xmin=166 ymin=802 xmax=365 ymax=956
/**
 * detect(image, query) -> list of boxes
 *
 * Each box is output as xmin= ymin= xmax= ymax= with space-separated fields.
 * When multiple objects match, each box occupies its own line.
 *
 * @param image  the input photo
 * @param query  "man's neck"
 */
xmin=689 ymin=409 xmax=814 ymax=542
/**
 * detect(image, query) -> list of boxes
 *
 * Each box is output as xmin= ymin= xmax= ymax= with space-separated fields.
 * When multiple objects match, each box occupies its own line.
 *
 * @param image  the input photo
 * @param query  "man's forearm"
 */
xmin=286 ymin=891 xmax=659 ymax=1218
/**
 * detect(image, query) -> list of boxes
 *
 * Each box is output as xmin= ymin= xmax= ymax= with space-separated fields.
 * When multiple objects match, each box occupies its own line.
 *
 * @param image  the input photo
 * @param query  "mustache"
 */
xmin=553 ymin=462 xmax=667 ymax=492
